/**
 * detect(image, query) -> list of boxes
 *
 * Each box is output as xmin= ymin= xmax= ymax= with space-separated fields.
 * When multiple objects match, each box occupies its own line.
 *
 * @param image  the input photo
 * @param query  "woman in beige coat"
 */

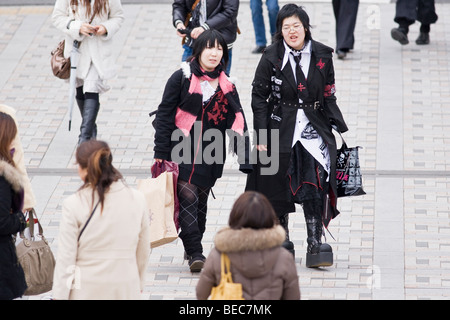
xmin=52 ymin=0 xmax=124 ymax=144
xmin=52 ymin=140 xmax=151 ymax=300
xmin=196 ymin=191 xmax=300 ymax=300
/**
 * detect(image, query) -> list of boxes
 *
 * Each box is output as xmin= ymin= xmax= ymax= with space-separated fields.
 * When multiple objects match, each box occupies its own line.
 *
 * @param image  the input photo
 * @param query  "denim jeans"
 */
xmin=250 ymin=0 xmax=279 ymax=46
xmin=182 ymin=43 xmax=232 ymax=75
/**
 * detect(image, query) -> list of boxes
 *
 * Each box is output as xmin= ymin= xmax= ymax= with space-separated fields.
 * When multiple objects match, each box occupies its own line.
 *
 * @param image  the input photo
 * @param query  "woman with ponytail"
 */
xmin=52 ymin=140 xmax=150 ymax=300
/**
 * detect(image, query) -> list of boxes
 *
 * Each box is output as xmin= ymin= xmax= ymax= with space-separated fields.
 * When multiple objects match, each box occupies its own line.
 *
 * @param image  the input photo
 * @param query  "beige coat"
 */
xmin=52 ymin=180 xmax=151 ymax=300
xmin=52 ymin=0 xmax=124 ymax=80
xmin=196 ymin=225 xmax=301 ymax=300
xmin=0 ymin=104 xmax=36 ymax=210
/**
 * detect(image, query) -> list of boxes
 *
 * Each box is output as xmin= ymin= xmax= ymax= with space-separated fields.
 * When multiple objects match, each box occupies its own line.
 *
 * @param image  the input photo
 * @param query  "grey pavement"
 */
xmin=1 ymin=1 xmax=449 ymax=300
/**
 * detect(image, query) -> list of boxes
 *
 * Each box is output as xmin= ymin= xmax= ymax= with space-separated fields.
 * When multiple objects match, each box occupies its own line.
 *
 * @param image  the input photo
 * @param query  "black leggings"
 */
xmin=177 ymin=180 xmax=211 ymax=257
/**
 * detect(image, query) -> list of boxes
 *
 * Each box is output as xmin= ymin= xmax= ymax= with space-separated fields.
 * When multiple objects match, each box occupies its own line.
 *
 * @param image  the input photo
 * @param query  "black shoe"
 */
xmin=78 ymin=98 xmax=99 ymax=145
xmin=251 ymin=46 xmax=266 ymax=54
xmin=187 ymin=254 xmax=205 ymax=273
xmin=305 ymin=218 xmax=333 ymax=268
xmin=391 ymin=27 xmax=409 ymax=45
xmin=416 ymin=32 xmax=430 ymax=45
xmin=336 ymin=49 xmax=347 ymax=60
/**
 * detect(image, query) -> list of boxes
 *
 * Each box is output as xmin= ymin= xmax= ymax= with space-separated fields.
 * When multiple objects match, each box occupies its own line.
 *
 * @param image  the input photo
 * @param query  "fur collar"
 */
xmin=0 ymin=159 xmax=23 ymax=192
xmin=214 ymin=225 xmax=285 ymax=252
xmin=180 ymin=61 xmax=237 ymax=85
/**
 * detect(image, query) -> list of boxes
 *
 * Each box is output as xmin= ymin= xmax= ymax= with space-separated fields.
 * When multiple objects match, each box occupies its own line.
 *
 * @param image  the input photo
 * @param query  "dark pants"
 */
xmin=394 ymin=0 xmax=438 ymax=32
xmin=177 ymin=180 xmax=211 ymax=257
xmin=332 ymin=0 xmax=359 ymax=51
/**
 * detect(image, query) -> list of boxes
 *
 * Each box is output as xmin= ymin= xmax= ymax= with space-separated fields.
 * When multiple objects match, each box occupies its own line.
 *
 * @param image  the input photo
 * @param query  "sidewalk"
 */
xmin=1 ymin=1 xmax=449 ymax=300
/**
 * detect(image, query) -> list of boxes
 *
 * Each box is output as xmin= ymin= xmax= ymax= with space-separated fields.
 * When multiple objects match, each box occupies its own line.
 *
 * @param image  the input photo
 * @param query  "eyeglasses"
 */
xmin=282 ymin=24 xmax=304 ymax=33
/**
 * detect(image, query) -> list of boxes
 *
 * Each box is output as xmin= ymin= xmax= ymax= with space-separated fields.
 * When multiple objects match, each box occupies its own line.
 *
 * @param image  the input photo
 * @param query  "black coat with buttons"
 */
xmin=247 ymin=40 xmax=348 ymax=219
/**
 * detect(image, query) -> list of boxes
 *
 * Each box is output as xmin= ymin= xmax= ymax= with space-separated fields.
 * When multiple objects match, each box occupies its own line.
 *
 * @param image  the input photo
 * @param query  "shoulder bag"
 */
xmin=16 ymin=209 xmax=56 ymax=296
xmin=210 ymin=253 xmax=244 ymax=300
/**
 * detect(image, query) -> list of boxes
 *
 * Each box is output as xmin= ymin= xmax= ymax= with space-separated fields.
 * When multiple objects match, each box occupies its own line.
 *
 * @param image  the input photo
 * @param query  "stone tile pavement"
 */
xmin=1 ymin=0 xmax=449 ymax=300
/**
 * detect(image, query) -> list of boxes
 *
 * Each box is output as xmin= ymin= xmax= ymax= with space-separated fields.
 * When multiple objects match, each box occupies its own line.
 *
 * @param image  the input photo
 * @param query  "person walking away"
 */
xmin=245 ymin=4 xmax=348 ymax=268
xmin=196 ymin=191 xmax=300 ymax=300
xmin=0 ymin=112 xmax=28 ymax=300
xmin=52 ymin=0 xmax=124 ymax=145
xmin=391 ymin=0 xmax=438 ymax=45
xmin=173 ymin=0 xmax=239 ymax=75
xmin=153 ymin=30 xmax=252 ymax=272
xmin=250 ymin=0 xmax=279 ymax=54
xmin=332 ymin=0 xmax=359 ymax=60
xmin=52 ymin=140 xmax=150 ymax=300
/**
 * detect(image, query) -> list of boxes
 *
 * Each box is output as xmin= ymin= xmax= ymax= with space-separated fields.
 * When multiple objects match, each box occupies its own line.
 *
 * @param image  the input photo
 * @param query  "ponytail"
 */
xmin=76 ymin=140 xmax=123 ymax=212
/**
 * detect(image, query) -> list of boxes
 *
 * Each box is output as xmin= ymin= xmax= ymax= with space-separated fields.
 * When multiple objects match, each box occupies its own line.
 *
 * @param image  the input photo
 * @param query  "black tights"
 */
xmin=177 ymin=180 xmax=211 ymax=257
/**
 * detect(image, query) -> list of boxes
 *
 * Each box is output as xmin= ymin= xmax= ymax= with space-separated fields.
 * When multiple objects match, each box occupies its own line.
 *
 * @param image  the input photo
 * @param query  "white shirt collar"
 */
xmin=282 ymin=40 xmax=312 ymax=70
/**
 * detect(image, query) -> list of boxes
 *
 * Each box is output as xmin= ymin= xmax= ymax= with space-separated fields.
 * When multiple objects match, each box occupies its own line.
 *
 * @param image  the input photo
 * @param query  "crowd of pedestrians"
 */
xmin=0 ymin=0 xmax=439 ymax=300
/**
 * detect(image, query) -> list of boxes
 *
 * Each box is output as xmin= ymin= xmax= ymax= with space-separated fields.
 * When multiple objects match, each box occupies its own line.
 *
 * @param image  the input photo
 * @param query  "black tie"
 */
xmin=291 ymin=52 xmax=309 ymax=101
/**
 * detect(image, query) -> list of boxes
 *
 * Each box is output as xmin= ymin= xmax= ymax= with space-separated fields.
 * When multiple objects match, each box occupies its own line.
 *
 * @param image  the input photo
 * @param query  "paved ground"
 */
xmin=1 ymin=0 xmax=449 ymax=300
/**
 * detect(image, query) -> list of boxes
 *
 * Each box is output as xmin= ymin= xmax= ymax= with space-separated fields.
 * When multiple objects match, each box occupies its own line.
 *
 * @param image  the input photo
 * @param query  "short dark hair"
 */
xmin=274 ymin=4 xmax=313 ymax=43
xmin=228 ymin=191 xmax=278 ymax=230
xmin=188 ymin=29 xmax=229 ymax=70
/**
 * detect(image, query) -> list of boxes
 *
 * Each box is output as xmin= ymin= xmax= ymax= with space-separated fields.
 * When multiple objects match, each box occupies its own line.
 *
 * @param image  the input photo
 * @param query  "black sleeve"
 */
xmin=0 ymin=177 xmax=26 ymax=236
xmin=153 ymin=70 xmax=185 ymax=160
xmin=172 ymin=0 xmax=189 ymax=27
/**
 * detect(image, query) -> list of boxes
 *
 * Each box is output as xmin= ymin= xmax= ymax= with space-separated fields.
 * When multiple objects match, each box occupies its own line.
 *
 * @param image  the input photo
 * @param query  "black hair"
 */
xmin=274 ymin=4 xmax=313 ymax=43
xmin=188 ymin=29 xmax=229 ymax=70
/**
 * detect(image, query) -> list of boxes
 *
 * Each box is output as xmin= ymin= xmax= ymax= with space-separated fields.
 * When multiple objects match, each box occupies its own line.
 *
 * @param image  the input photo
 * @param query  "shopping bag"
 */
xmin=210 ymin=253 xmax=244 ymax=300
xmin=137 ymin=171 xmax=178 ymax=248
xmin=151 ymin=160 xmax=180 ymax=231
xmin=335 ymin=133 xmax=366 ymax=198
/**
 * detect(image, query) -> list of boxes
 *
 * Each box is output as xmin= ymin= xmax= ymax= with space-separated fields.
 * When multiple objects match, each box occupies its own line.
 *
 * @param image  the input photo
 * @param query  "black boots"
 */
xmin=77 ymin=96 xmax=99 ymax=145
xmin=279 ymin=214 xmax=295 ymax=257
xmin=305 ymin=218 xmax=333 ymax=268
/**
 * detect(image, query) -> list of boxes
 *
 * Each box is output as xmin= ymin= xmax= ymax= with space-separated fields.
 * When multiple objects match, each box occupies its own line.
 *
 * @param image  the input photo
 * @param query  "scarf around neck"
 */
xmin=175 ymin=59 xmax=245 ymax=136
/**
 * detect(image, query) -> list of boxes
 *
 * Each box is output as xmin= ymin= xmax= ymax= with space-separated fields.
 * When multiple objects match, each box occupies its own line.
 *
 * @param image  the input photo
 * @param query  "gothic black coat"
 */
xmin=246 ymin=40 xmax=348 ymax=219
xmin=0 ymin=160 xmax=27 ymax=300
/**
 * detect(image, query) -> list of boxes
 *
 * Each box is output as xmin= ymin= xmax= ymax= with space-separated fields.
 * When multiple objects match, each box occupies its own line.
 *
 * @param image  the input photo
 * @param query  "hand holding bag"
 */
xmin=137 ymin=167 xmax=178 ymax=248
xmin=16 ymin=209 xmax=56 ymax=296
xmin=210 ymin=253 xmax=245 ymax=300
xmin=335 ymin=132 xmax=366 ymax=198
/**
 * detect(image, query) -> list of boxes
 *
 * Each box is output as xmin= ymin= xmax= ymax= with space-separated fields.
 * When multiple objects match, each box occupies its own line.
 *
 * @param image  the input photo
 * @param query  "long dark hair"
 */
xmin=228 ymin=191 xmax=278 ymax=230
xmin=274 ymin=4 xmax=313 ymax=43
xmin=0 ymin=112 xmax=17 ymax=167
xmin=76 ymin=140 xmax=123 ymax=212
xmin=188 ymin=29 xmax=229 ymax=71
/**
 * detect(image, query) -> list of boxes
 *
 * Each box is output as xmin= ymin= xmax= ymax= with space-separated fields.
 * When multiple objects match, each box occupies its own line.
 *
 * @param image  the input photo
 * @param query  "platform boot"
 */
xmin=279 ymin=213 xmax=295 ymax=257
xmin=305 ymin=217 xmax=333 ymax=268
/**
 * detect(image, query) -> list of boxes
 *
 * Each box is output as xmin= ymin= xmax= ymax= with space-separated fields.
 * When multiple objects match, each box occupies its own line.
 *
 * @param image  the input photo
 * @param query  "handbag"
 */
xmin=15 ymin=209 xmax=56 ymax=296
xmin=51 ymin=40 xmax=70 ymax=79
xmin=210 ymin=253 xmax=244 ymax=300
xmin=137 ymin=168 xmax=178 ymax=248
xmin=335 ymin=132 xmax=366 ymax=198
xmin=151 ymin=160 xmax=180 ymax=231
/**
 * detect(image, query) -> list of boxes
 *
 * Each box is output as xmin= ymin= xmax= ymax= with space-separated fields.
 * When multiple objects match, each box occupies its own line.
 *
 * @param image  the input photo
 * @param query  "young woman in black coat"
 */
xmin=154 ymin=30 xmax=251 ymax=272
xmin=246 ymin=4 xmax=348 ymax=268
xmin=0 ymin=112 xmax=27 ymax=300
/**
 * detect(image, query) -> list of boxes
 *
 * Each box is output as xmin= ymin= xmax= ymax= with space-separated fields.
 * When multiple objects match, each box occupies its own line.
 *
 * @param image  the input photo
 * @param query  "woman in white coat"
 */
xmin=52 ymin=140 xmax=151 ymax=300
xmin=52 ymin=0 xmax=124 ymax=145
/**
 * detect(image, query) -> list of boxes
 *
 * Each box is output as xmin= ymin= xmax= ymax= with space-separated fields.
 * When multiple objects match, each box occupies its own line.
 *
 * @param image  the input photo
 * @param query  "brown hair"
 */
xmin=76 ymin=140 xmax=123 ymax=212
xmin=228 ymin=191 xmax=278 ymax=230
xmin=70 ymin=0 xmax=109 ymax=20
xmin=0 ymin=112 xmax=18 ymax=166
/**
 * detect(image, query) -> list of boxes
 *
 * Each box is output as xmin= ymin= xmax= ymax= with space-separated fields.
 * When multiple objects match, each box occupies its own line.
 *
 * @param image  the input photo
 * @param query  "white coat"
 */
xmin=52 ymin=0 xmax=124 ymax=80
xmin=52 ymin=180 xmax=151 ymax=300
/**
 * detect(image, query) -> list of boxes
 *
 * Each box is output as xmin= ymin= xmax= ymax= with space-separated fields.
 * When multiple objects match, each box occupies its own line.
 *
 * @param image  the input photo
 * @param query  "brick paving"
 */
xmin=1 ymin=0 xmax=449 ymax=300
